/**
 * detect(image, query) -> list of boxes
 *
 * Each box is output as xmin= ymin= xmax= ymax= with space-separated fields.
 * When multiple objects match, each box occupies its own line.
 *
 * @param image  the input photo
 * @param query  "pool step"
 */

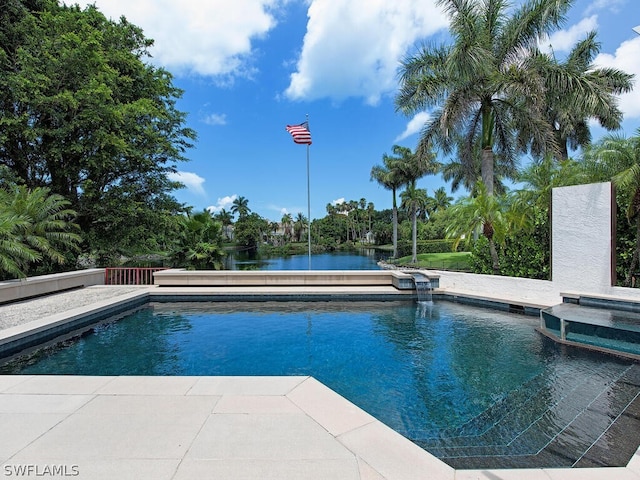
xmin=417 ymin=358 xmax=621 ymax=447
xmin=540 ymin=303 xmax=640 ymax=359
xmin=417 ymin=363 xmax=640 ymax=469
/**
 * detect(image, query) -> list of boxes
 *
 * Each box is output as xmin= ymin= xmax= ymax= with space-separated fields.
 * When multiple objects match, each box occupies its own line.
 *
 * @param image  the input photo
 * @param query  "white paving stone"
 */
xmin=12 ymin=407 xmax=210 ymax=460
xmin=213 ymin=395 xmax=300 ymax=414
xmin=77 ymin=393 xmax=219 ymax=415
xmin=96 ymin=375 xmax=199 ymax=395
xmin=287 ymin=377 xmax=376 ymax=436
xmin=188 ymin=375 xmax=307 ymax=396
xmin=339 ymin=421 xmax=455 ymax=480
xmin=0 ymin=375 xmax=32 ymax=392
xmin=1 ymin=459 xmax=179 ymax=480
xmin=0 ymin=393 xmax=93 ymax=414
xmin=0 ymin=413 xmax=69 ymax=462
xmin=187 ymin=413 xmax=354 ymax=461
xmin=4 ymin=375 xmax=115 ymax=394
xmin=173 ymin=458 xmax=360 ymax=480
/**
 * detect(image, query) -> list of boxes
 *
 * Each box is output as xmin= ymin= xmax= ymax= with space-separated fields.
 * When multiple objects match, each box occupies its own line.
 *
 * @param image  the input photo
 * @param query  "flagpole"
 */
xmin=306 ymin=114 xmax=311 ymax=270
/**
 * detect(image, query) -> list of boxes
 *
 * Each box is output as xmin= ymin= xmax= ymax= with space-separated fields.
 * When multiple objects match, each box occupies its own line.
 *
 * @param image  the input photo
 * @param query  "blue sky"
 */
xmin=88 ymin=0 xmax=640 ymax=221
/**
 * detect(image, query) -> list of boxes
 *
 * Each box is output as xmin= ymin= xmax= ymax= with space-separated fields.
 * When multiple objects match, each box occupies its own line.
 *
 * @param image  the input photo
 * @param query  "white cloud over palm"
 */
xmin=285 ymin=0 xmax=447 ymax=105
xmin=89 ymin=0 xmax=639 ymax=117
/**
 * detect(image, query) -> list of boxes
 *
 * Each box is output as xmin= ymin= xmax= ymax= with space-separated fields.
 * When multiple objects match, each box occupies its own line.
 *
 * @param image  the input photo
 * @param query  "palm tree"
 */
xmin=294 ymin=212 xmax=307 ymax=242
xmin=268 ymin=221 xmax=280 ymax=245
xmin=440 ymin=134 xmax=518 ymax=194
xmin=171 ymin=210 xmax=225 ymax=270
xmin=366 ymin=201 xmax=375 ymax=236
xmin=0 ymin=210 xmax=38 ymax=278
xmin=230 ymin=196 xmax=250 ymax=220
xmin=445 ymin=182 xmax=511 ymax=274
xmin=396 ymin=145 xmax=439 ymax=262
xmin=214 ymin=208 xmax=234 ymax=240
xmin=281 ymin=213 xmax=293 ymax=242
xmin=431 ymin=187 xmax=453 ymax=213
xmin=397 ymin=0 xmax=572 ymax=196
xmin=581 ymin=130 xmax=640 ymax=285
xmin=0 ymin=185 xmax=81 ymax=276
xmin=400 ymin=184 xmax=430 ymax=263
xmin=532 ymin=31 xmax=633 ymax=160
xmin=371 ymin=146 xmax=409 ymax=258
xmin=515 ymin=154 xmax=586 ymax=212
xmin=214 ymin=208 xmax=233 ymax=226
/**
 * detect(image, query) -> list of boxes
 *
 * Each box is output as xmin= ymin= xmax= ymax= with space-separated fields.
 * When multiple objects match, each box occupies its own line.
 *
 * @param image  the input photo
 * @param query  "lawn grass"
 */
xmin=392 ymin=251 xmax=472 ymax=271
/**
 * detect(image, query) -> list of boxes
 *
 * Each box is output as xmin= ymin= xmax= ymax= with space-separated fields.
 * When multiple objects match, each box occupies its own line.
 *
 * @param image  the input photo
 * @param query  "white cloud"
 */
xmin=394 ymin=112 xmax=430 ymax=142
xmin=202 ymin=113 xmax=227 ymax=126
xmin=90 ymin=0 xmax=282 ymax=78
xmin=594 ymin=36 xmax=640 ymax=119
xmin=541 ymin=15 xmax=598 ymax=54
xmin=167 ymin=171 xmax=206 ymax=195
xmin=284 ymin=0 xmax=448 ymax=105
xmin=331 ymin=198 xmax=345 ymax=205
xmin=585 ymin=0 xmax=626 ymax=15
xmin=207 ymin=194 xmax=238 ymax=213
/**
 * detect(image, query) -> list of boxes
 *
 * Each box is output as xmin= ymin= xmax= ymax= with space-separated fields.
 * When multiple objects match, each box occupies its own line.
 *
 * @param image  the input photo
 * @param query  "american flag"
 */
xmin=285 ymin=121 xmax=312 ymax=145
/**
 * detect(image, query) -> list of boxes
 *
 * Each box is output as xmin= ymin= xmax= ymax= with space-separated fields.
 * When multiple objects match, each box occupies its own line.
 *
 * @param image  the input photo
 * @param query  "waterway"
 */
xmin=225 ymin=249 xmax=388 ymax=270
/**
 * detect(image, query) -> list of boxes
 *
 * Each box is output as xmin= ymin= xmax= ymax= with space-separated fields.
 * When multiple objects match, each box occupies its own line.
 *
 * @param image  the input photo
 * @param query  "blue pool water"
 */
xmin=2 ymin=300 xmax=638 ymax=469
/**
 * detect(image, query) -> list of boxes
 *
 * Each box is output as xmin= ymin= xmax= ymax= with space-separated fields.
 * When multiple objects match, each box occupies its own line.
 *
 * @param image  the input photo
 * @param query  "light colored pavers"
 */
xmin=287 ymin=377 xmax=377 ymax=436
xmin=0 ymin=413 xmax=70 ymax=461
xmin=0 ymin=375 xmax=436 ymax=480
xmin=188 ymin=375 xmax=306 ymax=396
xmin=3 ymin=375 xmax=114 ymax=394
xmin=339 ymin=421 xmax=456 ymax=480
xmin=172 ymin=458 xmax=360 ymax=480
xmin=95 ymin=375 xmax=199 ymax=396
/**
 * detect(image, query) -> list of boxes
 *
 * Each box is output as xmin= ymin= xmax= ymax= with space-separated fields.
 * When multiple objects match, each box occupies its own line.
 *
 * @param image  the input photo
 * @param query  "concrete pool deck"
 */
xmin=1 ymin=286 xmax=640 ymax=479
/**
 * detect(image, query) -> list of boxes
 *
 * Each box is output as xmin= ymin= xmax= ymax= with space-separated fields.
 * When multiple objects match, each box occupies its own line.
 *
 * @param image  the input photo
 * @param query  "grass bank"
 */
xmin=392 ymin=252 xmax=472 ymax=271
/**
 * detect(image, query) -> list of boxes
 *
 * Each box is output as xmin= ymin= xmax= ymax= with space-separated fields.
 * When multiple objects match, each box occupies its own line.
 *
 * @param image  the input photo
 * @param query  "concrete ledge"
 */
xmin=0 ymin=269 xmax=105 ymax=305
xmin=0 ymin=290 xmax=149 ymax=360
xmin=153 ymin=269 xmax=430 ymax=290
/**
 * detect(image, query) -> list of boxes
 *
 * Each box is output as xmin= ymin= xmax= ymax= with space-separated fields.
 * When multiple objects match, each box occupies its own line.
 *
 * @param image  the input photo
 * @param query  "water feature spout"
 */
xmin=411 ymin=273 xmax=433 ymax=304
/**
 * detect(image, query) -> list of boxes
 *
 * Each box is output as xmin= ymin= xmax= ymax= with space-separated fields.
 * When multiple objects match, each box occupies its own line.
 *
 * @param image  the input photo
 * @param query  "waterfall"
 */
xmin=411 ymin=273 xmax=433 ymax=304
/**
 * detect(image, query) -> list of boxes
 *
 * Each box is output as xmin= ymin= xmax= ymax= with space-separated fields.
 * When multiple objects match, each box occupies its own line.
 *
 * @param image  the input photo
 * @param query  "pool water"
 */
xmin=2 ymin=300 xmax=639 ymax=469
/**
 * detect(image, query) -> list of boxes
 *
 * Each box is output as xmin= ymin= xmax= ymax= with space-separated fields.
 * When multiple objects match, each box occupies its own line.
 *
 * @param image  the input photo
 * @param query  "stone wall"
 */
xmin=0 ymin=269 xmax=105 ymax=304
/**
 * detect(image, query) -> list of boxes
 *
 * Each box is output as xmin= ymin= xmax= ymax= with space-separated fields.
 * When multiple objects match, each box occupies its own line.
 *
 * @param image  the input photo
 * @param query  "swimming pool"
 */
xmin=2 ymin=299 xmax=638 ymax=469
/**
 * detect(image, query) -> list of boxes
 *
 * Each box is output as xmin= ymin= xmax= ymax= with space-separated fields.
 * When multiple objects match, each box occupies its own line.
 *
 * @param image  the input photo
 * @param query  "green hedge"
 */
xmin=397 ymin=239 xmax=458 ymax=257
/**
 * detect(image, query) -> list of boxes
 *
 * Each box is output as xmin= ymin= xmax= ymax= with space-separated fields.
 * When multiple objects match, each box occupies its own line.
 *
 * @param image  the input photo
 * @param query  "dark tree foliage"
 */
xmin=0 ymin=0 xmax=196 ymax=257
xmin=614 ymin=194 xmax=636 ymax=286
xmin=470 ymin=208 xmax=550 ymax=279
xmin=234 ymin=213 xmax=269 ymax=252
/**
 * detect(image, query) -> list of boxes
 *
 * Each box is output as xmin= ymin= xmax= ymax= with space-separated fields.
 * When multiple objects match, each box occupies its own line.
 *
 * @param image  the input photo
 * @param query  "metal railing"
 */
xmin=104 ymin=267 xmax=168 ymax=286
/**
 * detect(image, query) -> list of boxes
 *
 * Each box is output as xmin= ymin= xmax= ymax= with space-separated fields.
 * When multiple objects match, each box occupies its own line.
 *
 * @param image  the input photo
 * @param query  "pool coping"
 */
xmin=1 ymin=286 xmax=640 ymax=480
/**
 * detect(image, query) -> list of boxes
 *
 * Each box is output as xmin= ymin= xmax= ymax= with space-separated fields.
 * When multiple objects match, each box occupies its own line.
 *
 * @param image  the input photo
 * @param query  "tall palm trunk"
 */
xmin=411 ymin=205 xmax=418 ymax=264
xmin=481 ymin=148 xmax=494 ymax=196
xmin=392 ymin=188 xmax=398 ymax=258
xmin=488 ymin=238 xmax=500 ymax=275
xmin=484 ymin=221 xmax=500 ymax=274
xmin=481 ymin=106 xmax=495 ymax=196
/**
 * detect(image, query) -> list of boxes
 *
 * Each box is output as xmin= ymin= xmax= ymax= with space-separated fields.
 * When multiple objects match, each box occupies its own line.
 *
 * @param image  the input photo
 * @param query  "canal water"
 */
xmin=225 ymin=249 xmax=387 ymax=270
